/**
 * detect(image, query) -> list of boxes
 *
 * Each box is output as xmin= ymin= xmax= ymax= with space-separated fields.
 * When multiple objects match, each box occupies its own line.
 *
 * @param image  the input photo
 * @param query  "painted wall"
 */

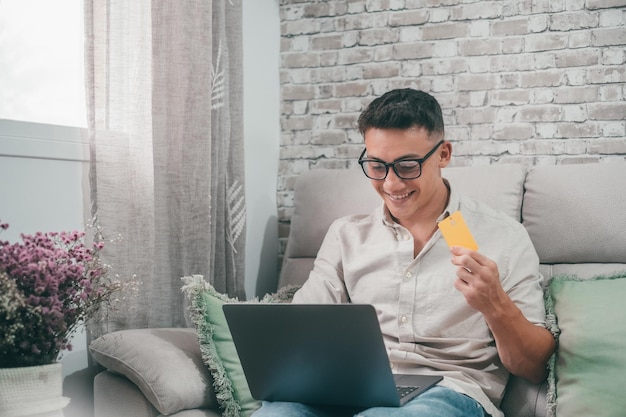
xmin=242 ymin=0 xmax=281 ymax=299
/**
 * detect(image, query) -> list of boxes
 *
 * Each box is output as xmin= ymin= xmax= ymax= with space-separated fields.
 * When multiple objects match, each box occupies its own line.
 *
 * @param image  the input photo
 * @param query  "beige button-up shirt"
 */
xmin=293 ymin=183 xmax=546 ymax=417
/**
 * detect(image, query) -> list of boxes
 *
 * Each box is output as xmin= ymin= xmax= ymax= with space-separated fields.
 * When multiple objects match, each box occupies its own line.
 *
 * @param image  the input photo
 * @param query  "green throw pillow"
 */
xmin=181 ymin=275 xmax=299 ymax=417
xmin=544 ymin=272 xmax=626 ymax=417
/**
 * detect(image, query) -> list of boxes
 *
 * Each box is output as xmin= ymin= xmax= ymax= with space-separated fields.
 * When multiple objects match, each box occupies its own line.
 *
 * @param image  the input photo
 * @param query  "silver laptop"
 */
xmin=222 ymin=303 xmax=442 ymax=409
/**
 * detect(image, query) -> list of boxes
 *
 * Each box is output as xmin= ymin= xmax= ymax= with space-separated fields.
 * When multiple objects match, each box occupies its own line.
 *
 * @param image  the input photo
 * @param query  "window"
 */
xmin=0 ymin=0 xmax=86 ymax=127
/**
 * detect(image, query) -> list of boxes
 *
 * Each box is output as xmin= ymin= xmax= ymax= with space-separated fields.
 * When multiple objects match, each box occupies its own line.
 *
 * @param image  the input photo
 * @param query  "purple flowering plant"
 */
xmin=0 ymin=219 xmax=135 ymax=368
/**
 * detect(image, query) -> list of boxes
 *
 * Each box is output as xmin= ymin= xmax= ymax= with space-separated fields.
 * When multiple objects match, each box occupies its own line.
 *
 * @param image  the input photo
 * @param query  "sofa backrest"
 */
xmin=278 ymin=162 xmax=626 ymax=290
xmin=523 ymin=162 xmax=626 ymax=280
xmin=278 ymin=164 xmax=528 ymax=288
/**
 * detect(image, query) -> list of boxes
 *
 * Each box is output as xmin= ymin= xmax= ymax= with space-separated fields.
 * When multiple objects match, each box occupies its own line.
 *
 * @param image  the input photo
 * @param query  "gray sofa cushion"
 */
xmin=500 ymin=377 xmax=547 ymax=417
xmin=279 ymin=168 xmax=379 ymax=288
xmin=443 ymin=164 xmax=526 ymax=221
xmin=523 ymin=163 xmax=626 ymax=264
xmin=285 ymin=168 xmax=379 ymax=260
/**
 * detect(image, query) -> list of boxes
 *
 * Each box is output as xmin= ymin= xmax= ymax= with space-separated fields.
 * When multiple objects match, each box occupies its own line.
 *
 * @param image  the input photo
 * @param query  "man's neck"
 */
xmin=386 ymin=179 xmax=450 ymax=253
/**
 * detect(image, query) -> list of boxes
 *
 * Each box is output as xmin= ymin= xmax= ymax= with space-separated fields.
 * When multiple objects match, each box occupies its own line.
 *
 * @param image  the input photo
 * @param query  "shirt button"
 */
xmin=405 ymin=271 xmax=412 ymax=279
xmin=400 ymin=315 xmax=408 ymax=323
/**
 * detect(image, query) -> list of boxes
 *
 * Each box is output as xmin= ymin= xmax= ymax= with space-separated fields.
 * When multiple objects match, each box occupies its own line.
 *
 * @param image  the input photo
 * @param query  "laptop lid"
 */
xmin=223 ymin=303 xmax=442 ymax=409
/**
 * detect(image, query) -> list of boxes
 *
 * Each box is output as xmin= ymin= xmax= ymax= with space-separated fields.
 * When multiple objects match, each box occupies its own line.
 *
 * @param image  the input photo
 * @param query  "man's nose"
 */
xmin=384 ymin=167 xmax=404 ymax=185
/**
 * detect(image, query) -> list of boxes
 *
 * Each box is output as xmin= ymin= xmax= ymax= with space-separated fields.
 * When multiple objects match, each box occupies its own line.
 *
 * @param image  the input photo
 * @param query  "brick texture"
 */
xmin=277 ymin=0 xmax=626 ymax=256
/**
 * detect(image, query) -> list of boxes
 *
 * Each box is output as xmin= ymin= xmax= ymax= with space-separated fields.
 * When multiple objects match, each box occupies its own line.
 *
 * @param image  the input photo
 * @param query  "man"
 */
xmin=253 ymin=88 xmax=555 ymax=417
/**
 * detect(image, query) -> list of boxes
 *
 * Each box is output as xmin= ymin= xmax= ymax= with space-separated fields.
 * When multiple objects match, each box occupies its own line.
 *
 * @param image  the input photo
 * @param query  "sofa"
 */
xmin=89 ymin=162 xmax=626 ymax=417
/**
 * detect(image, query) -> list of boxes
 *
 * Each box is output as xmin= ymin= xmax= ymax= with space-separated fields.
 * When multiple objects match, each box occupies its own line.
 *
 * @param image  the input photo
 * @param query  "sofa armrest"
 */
xmin=500 ymin=375 xmax=547 ymax=417
xmin=94 ymin=371 xmax=159 ymax=417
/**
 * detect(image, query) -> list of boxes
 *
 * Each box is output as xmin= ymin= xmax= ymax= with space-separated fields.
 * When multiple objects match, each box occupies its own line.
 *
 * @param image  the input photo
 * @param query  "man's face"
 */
xmin=363 ymin=126 xmax=450 ymax=226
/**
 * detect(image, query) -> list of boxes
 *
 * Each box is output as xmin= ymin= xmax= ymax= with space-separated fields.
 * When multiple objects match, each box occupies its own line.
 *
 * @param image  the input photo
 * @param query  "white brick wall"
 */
xmin=276 ymin=0 xmax=626 ymax=251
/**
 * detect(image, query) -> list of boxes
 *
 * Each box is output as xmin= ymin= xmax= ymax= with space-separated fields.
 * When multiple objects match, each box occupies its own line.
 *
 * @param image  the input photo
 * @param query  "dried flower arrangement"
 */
xmin=0 ymin=219 xmax=138 ymax=368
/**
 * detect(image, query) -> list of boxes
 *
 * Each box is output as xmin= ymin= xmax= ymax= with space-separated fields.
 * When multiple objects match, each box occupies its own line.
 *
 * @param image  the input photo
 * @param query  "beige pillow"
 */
xmin=89 ymin=327 xmax=218 ymax=415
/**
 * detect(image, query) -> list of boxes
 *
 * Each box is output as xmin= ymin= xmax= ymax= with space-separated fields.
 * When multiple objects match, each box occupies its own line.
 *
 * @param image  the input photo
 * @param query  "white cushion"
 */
xmin=90 ymin=328 xmax=217 ymax=415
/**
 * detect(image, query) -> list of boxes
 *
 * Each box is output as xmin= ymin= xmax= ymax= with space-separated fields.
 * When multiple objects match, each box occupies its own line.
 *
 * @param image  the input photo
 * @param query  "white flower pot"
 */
xmin=0 ymin=363 xmax=69 ymax=417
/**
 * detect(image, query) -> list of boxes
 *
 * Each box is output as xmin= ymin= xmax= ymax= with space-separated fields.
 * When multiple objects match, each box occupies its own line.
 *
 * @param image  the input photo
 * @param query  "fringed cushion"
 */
xmin=544 ymin=272 xmax=626 ymax=417
xmin=182 ymin=275 xmax=299 ymax=417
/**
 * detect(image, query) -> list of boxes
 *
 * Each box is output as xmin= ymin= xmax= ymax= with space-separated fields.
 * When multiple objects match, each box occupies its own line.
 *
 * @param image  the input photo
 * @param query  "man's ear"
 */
xmin=439 ymin=140 xmax=452 ymax=168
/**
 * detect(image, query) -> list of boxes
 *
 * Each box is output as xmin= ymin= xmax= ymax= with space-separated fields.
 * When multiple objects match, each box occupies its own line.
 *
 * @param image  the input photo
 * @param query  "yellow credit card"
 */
xmin=437 ymin=210 xmax=479 ymax=250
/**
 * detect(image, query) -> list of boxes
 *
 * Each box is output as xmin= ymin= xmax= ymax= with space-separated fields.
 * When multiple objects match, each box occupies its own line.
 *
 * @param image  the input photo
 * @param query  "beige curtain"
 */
xmin=83 ymin=0 xmax=245 ymax=336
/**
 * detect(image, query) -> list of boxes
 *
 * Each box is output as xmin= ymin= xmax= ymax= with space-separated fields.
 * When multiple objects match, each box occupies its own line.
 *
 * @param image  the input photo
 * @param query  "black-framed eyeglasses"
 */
xmin=358 ymin=140 xmax=444 ymax=180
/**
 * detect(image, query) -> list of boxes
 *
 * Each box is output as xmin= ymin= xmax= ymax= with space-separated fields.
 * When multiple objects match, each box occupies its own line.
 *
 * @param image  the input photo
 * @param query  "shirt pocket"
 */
xmin=420 ymin=274 xmax=491 ymax=339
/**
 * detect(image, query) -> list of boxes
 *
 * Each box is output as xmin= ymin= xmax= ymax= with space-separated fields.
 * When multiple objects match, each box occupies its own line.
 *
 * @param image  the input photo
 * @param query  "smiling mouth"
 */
xmin=385 ymin=191 xmax=414 ymax=201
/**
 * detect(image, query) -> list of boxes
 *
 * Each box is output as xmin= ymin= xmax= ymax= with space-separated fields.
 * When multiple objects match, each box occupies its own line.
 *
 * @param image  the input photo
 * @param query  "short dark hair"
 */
xmin=357 ymin=88 xmax=445 ymax=140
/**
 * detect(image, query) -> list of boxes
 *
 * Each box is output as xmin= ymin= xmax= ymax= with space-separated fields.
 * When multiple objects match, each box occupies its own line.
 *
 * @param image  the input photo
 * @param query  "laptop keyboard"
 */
xmin=397 ymin=385 xmax=420 ymax=398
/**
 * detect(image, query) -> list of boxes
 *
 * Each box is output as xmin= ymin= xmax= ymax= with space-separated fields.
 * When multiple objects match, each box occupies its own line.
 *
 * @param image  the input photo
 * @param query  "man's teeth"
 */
xmin=387 ymin=192 xmax=411 ymax=200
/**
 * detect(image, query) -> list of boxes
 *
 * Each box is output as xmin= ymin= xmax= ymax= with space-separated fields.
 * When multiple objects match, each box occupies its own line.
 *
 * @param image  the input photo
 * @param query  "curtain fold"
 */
xmin=84 ymin=0 xmax=245 ymax=337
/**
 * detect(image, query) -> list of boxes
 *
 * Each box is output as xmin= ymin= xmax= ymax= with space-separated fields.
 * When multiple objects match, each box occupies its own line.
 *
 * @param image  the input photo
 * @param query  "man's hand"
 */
xmin=449 ymin=246 xmax=507 ymax=313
